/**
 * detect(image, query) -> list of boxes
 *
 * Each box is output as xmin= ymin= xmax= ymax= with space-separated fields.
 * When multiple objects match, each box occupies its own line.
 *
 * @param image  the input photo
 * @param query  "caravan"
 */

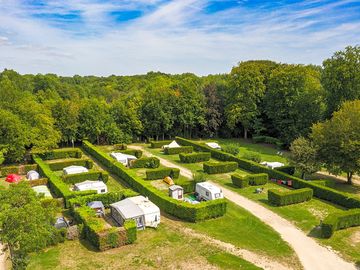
xmin=74 ymin=180 xmax=108 ymax=194
xmin=110 ymin=152 xmax=137 ymax=167
xmin=195 ymin=182 xmax=224 ymax=201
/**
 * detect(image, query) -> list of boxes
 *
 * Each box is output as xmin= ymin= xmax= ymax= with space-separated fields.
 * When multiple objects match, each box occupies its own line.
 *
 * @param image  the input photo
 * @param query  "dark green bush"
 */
xmin=242 ymin=152 xmax=261 ymax=163
xmin=145 ymin=168 xmax=180 ymax=180
xmin=130 ymin=157 xmax=160 ymax=169
xmin=268 ymin=188 xmax=313 ymax=206
xmin=276 ymin=165 xmax=295 ymax=175
xmin=252 ymin=136 xmax=280 ymax=145
xmin=203 ymin=161 xmax=238 ymax=174
xmin=222 ymin=144 xmax=240 ymax=156
xmin=321 ymin=209 xmax=360 ymax=238
xmin=47 ymin=159 xmax=93 ymax=171
xmin=62 ymin=171 xmax=109 ymax=184
xmin=179 ymin=152 xmax=210 ymax=163
xmin=121 ymin=149 xmax=142 ymax=158
xmin=34 ymin=148 xmax=82 ymax=160
xmin=124 ymin=220 xmax=137 ymax=244
xmin=231 ymin=174 xmax=248 ymax=188
xmin=246 ymin=173 xmax=268 ymax=185
xmin=150 ymin=140 xmax=172 ymax=148
xmin=114 ymin=144 xmax=127 ymax=150
xmin=0 ymin=164 xmax=38 ymax=177
xmin=164 ymin=146 xmax=193 ymax=155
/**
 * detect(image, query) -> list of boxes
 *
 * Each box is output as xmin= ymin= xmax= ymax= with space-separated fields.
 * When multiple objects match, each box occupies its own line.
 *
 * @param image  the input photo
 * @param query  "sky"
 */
xmin=0 ymin=0 xmax=359 ymax=76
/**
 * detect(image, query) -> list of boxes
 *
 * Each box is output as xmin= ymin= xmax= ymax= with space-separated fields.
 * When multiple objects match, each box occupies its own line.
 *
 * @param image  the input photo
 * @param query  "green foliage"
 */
xmin=164 ymin=146 xmax=193 ymax=155
xmin=114 ymin=143 xmax=127 ymax=150
xmin=174 ymin=178 xmax=195 ymax=193
xmin=130 ymin=157 xmax=160 ymax=169
xmin=321 ymin=209 xmax=360 ymax=238
xmin=120 ymin=149 xmax=142 ymax=158
xmin=47 ymin=159 xmax=93 ymax=171
xmin=222 ymin=144 xmax=240 ymax=156
xmin=231 ymin=174 xmax=249 ymax=188
xmin=124 ymin=220 xmax=137 ymax=244
xmin=0 ymin=164 xmax=38 ymax=177
xmin=242 ymin=152 xmax=261 ymax=163
xmin=192 ymin=172 xmax=207 ymax=183
xmin=35 ymin=148 xmax=82 ymax=160
xmin=145 ymin=167 xmax=180 ymax=180
xmin=275 ymin=166 xmax=295 ymax=175
xmin=203 ymin=161 xmax=238 ymax=174
xmin=231 ymin=173 xmax=268 ymax=187
xmin=62 ymin=171 xmax=109 ymax=184
xmin=268 ymin=188 xmax=313 ymax=206
xmin=150 ymin=140 xmax=172 ymax=148
xmin=252 ymin=136 xmax=280 ymax=145
xmin=179 ymin=152 xmax=211 ymax=163
xmin=28 ymin=178 xmax=49 ymax=187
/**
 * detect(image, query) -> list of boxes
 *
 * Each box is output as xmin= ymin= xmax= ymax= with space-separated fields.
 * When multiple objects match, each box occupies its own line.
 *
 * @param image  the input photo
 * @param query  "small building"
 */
xmin=163 ymin=140 xmax=180 ymax=149
xmin=110 ymin=195 xmax=160 ymax=229
xmin=206 ymin=142 xmax=221 ymax=150
xmin=32 ymin=185 xmax=52 ymax=198
xmin=87 ymin=201 xmax=105 ymax=216
xmin=74 ymin=180 xmax=107 ymax=194
xmin=5 ymin=174 xmax=22 ymax=183
xmin=195 ymin=182 xmax=224 ymax=201
xmin=169 ymin=185 xmax=184 ymax=200
xmin=110 ymin=152 xmax=137 ymax=167
xmin=27 ymin=170 xmax=40 ymax=180
xmin=260 ymin=161 xmax=284 ymax=169
xmin=63 ymin=165 xmax=88 ymax=175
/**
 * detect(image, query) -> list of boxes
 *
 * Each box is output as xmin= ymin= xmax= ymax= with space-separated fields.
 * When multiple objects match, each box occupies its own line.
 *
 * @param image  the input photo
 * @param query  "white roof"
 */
xmin=32 ymin=185 xmax=52 ymax=198
xmin=169 ymin=185 xmax=183 ymax=191
xmin=167 ymin=140 xmax=180 ymax=148
xmin=260 ymin=161 xmax=284 ymax=169
xmin=111 ymin=198 xmax=145 ymax=219
xmin=110 ymin=152 xmax=137 ymax=162
xmin=74 ymin=180 xmax=107 ymax=191
xmin=27 ymin=170 xmax=40 ymax=180
xmin=206 ymin=142 xmax=221 ymax=149
xmin=63 ymin=165 xmax=88 ymax=174
xmin=128 ymin=195 xmax=160 ymax=215
xmin=196 ymin=182 xmax=222 ymax=194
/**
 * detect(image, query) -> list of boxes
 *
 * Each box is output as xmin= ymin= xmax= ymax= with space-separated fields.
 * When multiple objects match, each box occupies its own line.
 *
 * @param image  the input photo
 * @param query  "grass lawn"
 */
xmin=27 ymin=223 xmax=260 ymax=270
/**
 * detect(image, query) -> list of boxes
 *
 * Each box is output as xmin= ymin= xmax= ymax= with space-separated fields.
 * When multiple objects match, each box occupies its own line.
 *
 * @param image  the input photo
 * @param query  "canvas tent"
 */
xmin=74 ymin=180 xmax=107 ymax=194
xmin=87 ymin=201 xmax=105 ymax=216
xmin=110 ymin=195 xmax=160 ymax=229
xmin=163 ymin=140 xmax=180 ymax=149
xmin=5 ymin=174 xmax=22 ymax=183
xmin=27 ymin=170 xmax=40 ymax=180
xmin=110 ymin=152 xmax=137 ymax=167
xmin=260 ymin=161 xmax=284 ymax=169
xmin=32 ymin=185 xmax=52 ymax=198
xmin=169 ymin=185 xmax=184 ymax=200
xmin=206 ymin=142 xmax=221 ymax=150
xmin=63 ymin=165 xmax=88 ymax=175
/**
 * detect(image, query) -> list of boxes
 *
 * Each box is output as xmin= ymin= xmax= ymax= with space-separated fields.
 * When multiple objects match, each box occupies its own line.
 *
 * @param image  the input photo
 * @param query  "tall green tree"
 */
xmin=311 ymin=100 xmax=360 ymax=184
xmin=203 ymin=83 xmax=223 ymax=137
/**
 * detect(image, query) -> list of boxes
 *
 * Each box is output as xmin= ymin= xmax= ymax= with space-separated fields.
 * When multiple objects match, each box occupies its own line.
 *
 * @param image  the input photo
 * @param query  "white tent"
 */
xmin=32 ymin=185 xmax=52 ymax=198
xmin=163 ymin=140 xmax=180 ymax=149
xmin=206 ymin=142 xmax=221 ymax=150
xmin=260 ymin=161 xmax=284 ymax=169
xmin=27 ymin=170 xmax=40 ymax=180
xmin=74 ymin=180 xmax=107 ymax=194
xmin=110 ymin=152 xmax=137 ymax=166
xmin=63 ymin=165 xmax=88 ymax=175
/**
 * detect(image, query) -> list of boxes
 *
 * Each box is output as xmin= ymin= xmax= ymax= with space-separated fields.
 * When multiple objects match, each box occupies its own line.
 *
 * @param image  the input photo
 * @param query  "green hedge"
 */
xmin=252 ymin=136 xmax=281 ymax=145
xmin=179 ymin=152 xmax=211 ymax=163
xmin=145 ymin=168 xmax=180 ymax=180
xmin=246 ymin=173 xmax=268 ymax=185
xmin=150 ymin=140 xmax=172 ymax=148
xmin=62 ymin=171 xmax=109 ymax=184
xmin=176 ymin=137 xmax=360 ymax=209
xmin=276 ymin=166 xmax=295 ymax=175
xmin=114 ymin=144 xmax=127 ymax=150
xmin=0 ymin=164 xmax=38 ymax=177
xmin=203 ymin=162 xmax=238 ymax=174
xmin=28 ymin=178 xmax=48 ymax=187
xmin=164 ymin=146 xmax=193 ymax=155
xmin=124 ymin=220 xmax=137 ymax=244
xmin=47 ymin=159 xmax=94 ymax=171
xmin=268 ymin=188 xmax=313 ymax=206
xmin=121 ymin=149 xmax=142 ymax=158
xmin=174 ymin=178 xmax=195 ymax=193
xmin=231 ymin=174 xmax=249 ymax=188
xmin=82 ymin=141 xmax=227 ymax=222
xmin=321 ymin=209 xmax=360 ymax=238
xmin=130 ymin=157 xmax=160 ymax=169
xmin=34 ymin=148 xmax=82 ymax=160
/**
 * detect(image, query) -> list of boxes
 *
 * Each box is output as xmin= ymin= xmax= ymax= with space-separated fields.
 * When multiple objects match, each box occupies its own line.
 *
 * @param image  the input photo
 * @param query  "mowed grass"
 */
xmin=27 ymin=223 xmax=260 ymax=270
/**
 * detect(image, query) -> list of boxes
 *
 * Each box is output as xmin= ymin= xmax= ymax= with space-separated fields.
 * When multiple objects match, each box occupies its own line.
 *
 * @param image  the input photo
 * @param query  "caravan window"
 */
xmin=101 ymin=189 xmax=106 ymax=193
xmin=215 ymin=193 xmax=220 ymax=198
xmin=205 ymin=191 xmax=209 ymax=197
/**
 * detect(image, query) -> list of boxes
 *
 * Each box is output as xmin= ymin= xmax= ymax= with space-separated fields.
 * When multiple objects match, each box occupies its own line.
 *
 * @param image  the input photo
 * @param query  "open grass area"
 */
xmin=27 ymin=223 xmax=260 ymax=270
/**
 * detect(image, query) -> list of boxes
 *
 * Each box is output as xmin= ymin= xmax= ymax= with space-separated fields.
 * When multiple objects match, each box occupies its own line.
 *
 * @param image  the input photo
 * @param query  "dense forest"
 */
xmin=0 ymin=46 xmax=359 ymax=163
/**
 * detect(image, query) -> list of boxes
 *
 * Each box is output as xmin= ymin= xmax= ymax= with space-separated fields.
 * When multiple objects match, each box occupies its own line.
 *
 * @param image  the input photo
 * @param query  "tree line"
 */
xmin=0 ymin=46 xmax=359 ymax=164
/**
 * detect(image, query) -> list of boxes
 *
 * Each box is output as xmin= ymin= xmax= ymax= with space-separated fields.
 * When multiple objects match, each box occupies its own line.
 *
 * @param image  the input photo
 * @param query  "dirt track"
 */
xmin=0 ymin=243 xmax=6 ymax=270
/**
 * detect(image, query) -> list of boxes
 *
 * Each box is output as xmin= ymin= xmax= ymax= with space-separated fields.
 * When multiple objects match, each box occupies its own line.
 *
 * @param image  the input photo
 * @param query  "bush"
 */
xmin=114 ymin=144 xmax=127 ymax=150
xmin=62 ymin=171 xmax=109 ymax=184
xmin=0 ymin=164 xmax=38 ymax=177
xmin=222 ymin=144 xmax=240 ymax=156
xmin=121 ymin=149 xmax=142 ymax=158
xmin=268 ymin=188 xmax=313 ymax=206
xmin=124 ymin=220 xmax=137 ymax=244
xmin=28 ymin=178 xmax=48 ymax=187
xmin=252 ymin=136 xmax=281 ymax=145
xmin=193 ymin=172 xmax=206 ymax=183
xmin=145 ymin=168 xmax=180 ymax=180
xmin=130 ymin=157 xmax=160 ymax=169
xmin=231 ymin=174 xmax=248 ymax=188
xmin=164 ymin=146 xmax=193 ymax=155
xmin=246 ymin=173 xmax=268 ymax=185
xmin=150 ymin=140 xmax=172 ymax=148
xmin=174 ymin=178 xmax=195 ymax=193
xmin=243 ymin=152 xmax=261 ymax=163
xmin=321 ymin=209 xmax=360 ymax=238
xmin=179 ymin=152 xmax=211 ymax=163
xmin=276 ymin=166 xmax=295 ymax=175
xmin=34 ymin=148 xmax=82 ymax=160
xmin=203 ymin=162 xmax=238 ymax=174
xmin=47 ymin=159 xmax=93 ymax=171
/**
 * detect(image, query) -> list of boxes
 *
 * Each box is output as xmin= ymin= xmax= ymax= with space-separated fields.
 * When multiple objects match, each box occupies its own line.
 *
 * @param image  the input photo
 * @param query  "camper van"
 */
xmin=74 ymin=180 xmax=108 ymax=194
xmin=195 ymin=182 xmax=224 ymax=201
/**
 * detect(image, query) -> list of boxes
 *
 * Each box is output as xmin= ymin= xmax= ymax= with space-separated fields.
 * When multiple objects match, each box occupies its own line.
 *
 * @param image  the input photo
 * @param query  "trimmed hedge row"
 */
xmin=150 ymin=140 xmax=172 ymax=148
xmin=0 ymin=164 xmax=38 ymax=177
xmin=231 ymin=174 xmax=248 ymax=188
xmin=174 ymin=178 xmax=195 ymax=193
xmin=121 ymin=149 xmax=142 ymax=158
xmin=62 ymin=171 xmax=109 ymax=184
xmin=203 ymin=161 xmax=238 ymax=174
xmin=34 ymin=148 xmax=82 ymax=160
xmin=145 ymin=168 xmax=180 ymax=180
xmin=276 ymin=165 xmax=295 ymax=175
xmin=28 ymin=178 xmax=48 ymax=187
xmin=321 ymin=209 xmax=360 ymax=238
xmin=130 ymin=157 xmax=160 ymax=169
xmin=82 ymin=141 xmax=227 ymax=222
xmin=176 ymin=137 xmax=360 ymax=209
xmin=114 ymin=144 xmax=127 ymax=150
xmin=268 ymin=188 xmax=313 ymax=206
xmin=47 ymin=159 xmax=94 ymax=171
xmin=232 ymin=173 xmax=268 ymax=187
xmin=179 ymin=152 xmax=211 ymax=163
xmin=164 ymin=146 xmax=193 ymax=155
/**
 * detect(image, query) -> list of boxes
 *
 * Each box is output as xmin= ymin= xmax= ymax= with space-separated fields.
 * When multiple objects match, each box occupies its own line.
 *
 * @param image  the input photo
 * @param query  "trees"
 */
xmin=311 ymin=100 xmax=360 ymax=184
xmin=289 ymin=137 xmax=320 ymax=179
xmin=322 ymin=46 xmax=360 ymax=116
xmin=203 ymin=83 xmax=223 ymax=137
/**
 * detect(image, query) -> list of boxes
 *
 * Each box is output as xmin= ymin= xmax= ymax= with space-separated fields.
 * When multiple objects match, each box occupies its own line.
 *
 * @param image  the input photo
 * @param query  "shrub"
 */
xmin=203 ymin=162 xmax=238 ymax=174
xmin=124 ymin=220 xmax=137 ymax=244
xmin=246 ymin=173 xmax=268 ymax=185
xmin=121 ymin=149 xmax=142 ymax=158
xmin=150 ymin=140 xmax=172 ymax=148
xmin=47 ymin=159 xmax=93 ymax=171
xmin=62 ymin=171 xmax=109 ymax=184
xmin=145 ymin=168 xmax=180 ymax=180
xmin=179 ymin=152 xmax=211 ymax=163
xmin=130 ymin=157 xmax=160 ymax=169
xmin=193 ymin=172 xmax=206 ymax=183
xmin=321 ymin=209 xmax=360 ymax=238
xmin=243 ymin=152 xmax=261 ymax=163
xmin=222 ymin=144 xmax=240 ymax=156
xmin=0 ymin=164 xmax=38 ymax=177
xmin=28 ymin=178 xmax=48 ymax=187
xmin=34 ymin=148 xmax=82 ymax=160
xmin=231 ymin=174 xmax=248 ymax=188
xmin=268 ymin=188 xmax=313 ymax=206
xmin=174 ymin=178 xmax=195 ymax=193
xmin=164 ymin=146 xmax=193 ymax=155
xmin=276 ymin=166 xmax=295 ymax=175
xmin=252 ymin=136 xmax=281 ymax=145
xmin=114 ymin=144 xmax=127 ymax=150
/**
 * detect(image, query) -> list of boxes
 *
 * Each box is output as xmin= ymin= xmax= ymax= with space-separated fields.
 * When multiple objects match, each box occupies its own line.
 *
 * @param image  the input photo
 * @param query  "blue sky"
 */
xmin=0 ymin=0 xmax=359 ymax=76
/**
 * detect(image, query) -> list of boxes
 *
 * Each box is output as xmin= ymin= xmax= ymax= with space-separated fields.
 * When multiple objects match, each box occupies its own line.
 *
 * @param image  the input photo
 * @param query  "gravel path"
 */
xmin=0 ymin=243 xmax=6 ymax=270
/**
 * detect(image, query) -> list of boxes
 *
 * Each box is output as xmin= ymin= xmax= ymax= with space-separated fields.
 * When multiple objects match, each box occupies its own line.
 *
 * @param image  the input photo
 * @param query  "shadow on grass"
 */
xmin=307 ymin=226 xmax=324 ymax=239
xmin=79 ymin=238 xmax=99 ymax=252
